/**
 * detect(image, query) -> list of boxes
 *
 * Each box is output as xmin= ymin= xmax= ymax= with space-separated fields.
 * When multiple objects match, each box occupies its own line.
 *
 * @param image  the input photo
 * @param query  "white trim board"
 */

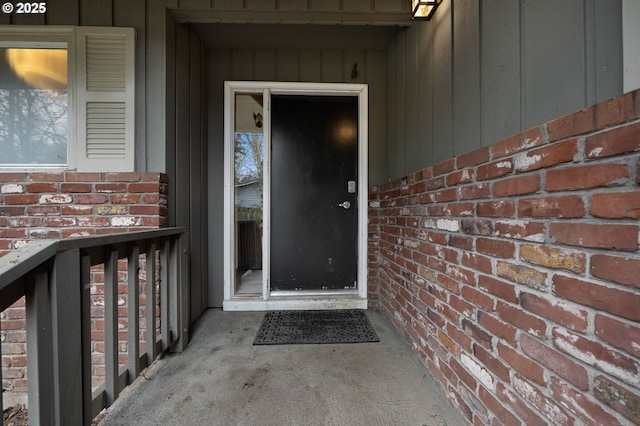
xmin=223 ymin=81 xmax=369 ymax=311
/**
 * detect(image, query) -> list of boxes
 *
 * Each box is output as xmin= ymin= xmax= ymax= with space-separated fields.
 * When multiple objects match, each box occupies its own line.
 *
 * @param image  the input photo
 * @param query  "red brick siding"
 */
xmin=369 ymin=89 xmax=640 ymax=425
xmin=1 ymin=172 xmax=167 ymax=393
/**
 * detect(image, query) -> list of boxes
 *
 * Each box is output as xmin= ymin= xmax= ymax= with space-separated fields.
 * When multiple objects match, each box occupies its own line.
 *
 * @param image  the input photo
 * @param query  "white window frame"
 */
xmin=0 ymin=25 xmax=135 ymax=172
xmin=0 ymin=27 xmax=76 ymax=170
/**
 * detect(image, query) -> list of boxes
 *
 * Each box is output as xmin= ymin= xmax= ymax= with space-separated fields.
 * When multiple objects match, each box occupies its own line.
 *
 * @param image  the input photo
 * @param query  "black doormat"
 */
xmin=253 ymin=309 xmax=380 ymax=345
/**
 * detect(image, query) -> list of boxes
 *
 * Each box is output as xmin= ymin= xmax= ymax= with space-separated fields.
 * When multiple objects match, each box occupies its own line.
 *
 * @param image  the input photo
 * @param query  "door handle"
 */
xmin=338 ymin=201 xmax=351 ymax=209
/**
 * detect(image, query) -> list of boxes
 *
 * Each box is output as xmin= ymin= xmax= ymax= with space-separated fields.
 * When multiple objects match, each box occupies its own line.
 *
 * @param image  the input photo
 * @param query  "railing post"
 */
xmin=103 ymin=246 xmax=120 ymax=406
xmin=171 ymin=233 xmax=189 ymax=352
xmin=160 ymin=239 xmax=169 ymax=351
xmin=127 ymin=244 xmax=140 ymax=381
xmin=49 ymin=249 xmax=83 ymax=425
xmin=80 ymin=253 xmax=94 ymax=425
xmin=145 ymin=242 xmax=157 ymax=364
xmin=26 ymin=270 xmax=53 ymax=426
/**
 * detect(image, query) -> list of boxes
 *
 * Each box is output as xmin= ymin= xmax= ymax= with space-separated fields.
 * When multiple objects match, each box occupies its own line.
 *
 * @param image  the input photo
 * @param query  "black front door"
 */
xmin=270 ymin=95 xmax=358 ymax=291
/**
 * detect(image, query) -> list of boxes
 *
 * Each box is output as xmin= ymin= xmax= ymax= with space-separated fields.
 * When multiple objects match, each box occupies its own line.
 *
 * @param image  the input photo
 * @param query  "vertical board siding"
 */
xmin=80 ymin=0 xmax=113 ymax=26
xmin=452 ymin=0 xmax=480 ymax=157
xmin=386 ymin=0 xmax=623 ymax=181
xmin=310 ymin=0 xmax=340 ymax=12
xmin=47 ymin=0 xmax=80 ymax=25
xmin=300 ymin=50 xmax=322 ymax=82
xmin=343 ymin=50 xmax=366 ymax=84
xmin=522 ymin=0 xmax=586 ymax=128
xmin=231 ymin=49 xmax=254 ymax=80
xmin=113 ymin=0 xmax=147 ymax=171
xmin=343 ymin=0 xmax=373 ymax=12
xmin=207 ymin=48 xmax=230 ymax=307
xmin=320 ymin=50 xmax=341 ymax=83
xmin=480 ymin=0 xmax=520 ymax=146
xmin=594 ymin=0 xmax=623 ymax=102
xmin=375 ymin=0 xmax=405 ymax=13
xmin=366 ymin=50 xmax=387 ymax=183
xmin=11 ymin=13 xmax=45 ymax=25
xmin=254 ymin=50 xmax=277 ymax=81
xmin=416 ymin=22 xmax=433 ymax=168
xmin=431 ymin=0 xmax=453 ymax=164
xmin=393 ymin=33 xmax=406 ymax=178
xmin=189 ymin=28 xmax=205 ymax=321
xmin=276 ymin=49 xmax=299 ymax=81
xmin=386 ymin=42 xmax=397 ymax=183
xmin=279 ymin=0 xmax=309 ymax=11
xmin=405 ymin=28 xmax=418 ymax=174
xmin=246 ymin=0 xmax=277 ymax=10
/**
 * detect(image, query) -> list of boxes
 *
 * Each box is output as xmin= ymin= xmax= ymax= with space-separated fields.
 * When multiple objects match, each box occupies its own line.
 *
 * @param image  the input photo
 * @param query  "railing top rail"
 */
xmin=0 ymin=227 xmax=186 ymax=298
xmin=55 ymin=227 xmax=187 ymax=251
xmin=0 ymin=240 xmax=58 ymax=291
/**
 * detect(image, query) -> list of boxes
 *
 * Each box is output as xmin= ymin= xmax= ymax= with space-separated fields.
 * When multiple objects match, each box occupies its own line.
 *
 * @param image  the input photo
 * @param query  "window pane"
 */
xmin=234 ymin=93 xmax=264 ymax=296
xmin=0 ymin=48 xmax=68 ymax=166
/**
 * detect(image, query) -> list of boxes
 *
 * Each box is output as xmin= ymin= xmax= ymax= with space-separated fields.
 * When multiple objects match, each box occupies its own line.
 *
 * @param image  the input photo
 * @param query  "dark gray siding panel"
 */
xmin=80 ymin=0 xmax=112 ymax=25
xmin=431 ymin=0 xmax=453 ymax=164
xmin=452 ymin=0 xmax=480 ymax=157
xmin=12 ymin=12 xmax=45 ymax=25
xmin=300 ymin=50 xmax=322 ymax=82
xmin=208 ymin=49 xmax=230 ymax=308
xmin=594 ymin=0 xmax=623 ymax=102
xmin=367 ymin=50 xmax=387 ymax=184
xmin=189 ymin=29 xmax=206 ymax=321
xmin=386 ymin=40 xmax=397 ymax=182
xmin=231 ymin=49 xmax=253 ymax=80
xmin=393 ymin=31 xmax=406 ymax=178
xmin=386 ymin=0 xmax=623 ymax=180
xmin=416 ymin=22 xmax=434 ymax=168
xmin=254 ymin=49 xmax=276 ymax=81
xmin=276 ymin=49 xmax=299 ymax=81
xmin=114 ymin=0 xmax=147 ymax=171
xmin=320 ymin=50 xmax=341 ymax=82
xmin=47 ymin=0 xmax=80 ymax=25
xmin=405 ymin=27 xmax=419 ymax=174
xmin=522 ymin=0 xmax=586 ymax=128
xmin=481 ymin=0 xmax=521 ymax=145
xmin=343 ymin=50 xmax=366 ymax=84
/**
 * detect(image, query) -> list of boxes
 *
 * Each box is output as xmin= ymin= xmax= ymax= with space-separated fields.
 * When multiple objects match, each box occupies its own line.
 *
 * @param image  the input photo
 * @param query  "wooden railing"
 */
xmin=0 ymin=228 xmax=189 ymax=426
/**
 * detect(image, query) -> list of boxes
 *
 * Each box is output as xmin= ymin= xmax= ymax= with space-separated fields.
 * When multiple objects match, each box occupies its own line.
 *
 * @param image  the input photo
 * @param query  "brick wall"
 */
xmin=369 ymin=90 xmax=640 ymax=425
xmin=1 ymin=171 xmax=168 ymax=395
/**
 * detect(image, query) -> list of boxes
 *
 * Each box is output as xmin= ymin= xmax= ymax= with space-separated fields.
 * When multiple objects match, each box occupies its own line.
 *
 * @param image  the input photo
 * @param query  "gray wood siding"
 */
xmin=208 ymin=46 xmax=388 ymax=183
xmin=481 ymin=0 xmax=521 ymax=145
xmin=207 ymin=49 xmax=229 ymax=308
xmin=386 ymin=0 xmax=623 ymax=180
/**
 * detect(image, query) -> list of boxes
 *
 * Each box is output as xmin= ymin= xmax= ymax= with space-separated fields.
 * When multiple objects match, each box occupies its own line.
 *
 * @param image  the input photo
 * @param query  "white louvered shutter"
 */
xmin=75 ymin=27 xmax=135 ymax=172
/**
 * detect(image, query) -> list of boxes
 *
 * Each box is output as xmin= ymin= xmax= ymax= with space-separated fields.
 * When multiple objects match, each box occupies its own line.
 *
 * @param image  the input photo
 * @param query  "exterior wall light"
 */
xmin=411 ymin=0 xmax=442 ymax=20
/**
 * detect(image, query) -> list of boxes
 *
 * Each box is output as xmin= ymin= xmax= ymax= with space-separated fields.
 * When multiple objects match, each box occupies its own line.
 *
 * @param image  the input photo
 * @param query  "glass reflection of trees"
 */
xmin=234 ymin=131 xmax=263 ymax=222
xmin=0 ymin=48 xmax=68 ymax=166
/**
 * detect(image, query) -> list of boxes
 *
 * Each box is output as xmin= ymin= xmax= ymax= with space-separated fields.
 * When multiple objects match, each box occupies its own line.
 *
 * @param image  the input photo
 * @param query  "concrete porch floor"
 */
xmin=98 ymin=309 xmax=463 ymax=426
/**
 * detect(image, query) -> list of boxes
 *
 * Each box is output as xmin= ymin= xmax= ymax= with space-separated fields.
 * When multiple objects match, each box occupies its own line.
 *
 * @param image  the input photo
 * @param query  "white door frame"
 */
xmin=223 ymin=81 xmax=368 ymax=311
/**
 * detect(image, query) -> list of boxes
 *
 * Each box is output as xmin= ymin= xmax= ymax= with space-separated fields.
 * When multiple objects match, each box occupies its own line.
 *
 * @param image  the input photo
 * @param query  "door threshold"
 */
xmin=223 ymin=294 xmax=367 ymax=312
xmin=270 ymin=289 xmax=359 ymax=297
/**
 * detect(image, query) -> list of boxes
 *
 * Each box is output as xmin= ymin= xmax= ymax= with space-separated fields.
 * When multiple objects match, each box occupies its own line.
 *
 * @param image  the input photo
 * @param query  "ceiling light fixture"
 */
xmin=411 ymin=0 xmax=442 ymax=20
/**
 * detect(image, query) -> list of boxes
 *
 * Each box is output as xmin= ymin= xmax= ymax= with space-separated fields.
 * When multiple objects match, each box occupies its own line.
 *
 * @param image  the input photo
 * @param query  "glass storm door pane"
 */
xmin=233 ymin=93 xmax=264 ymax=295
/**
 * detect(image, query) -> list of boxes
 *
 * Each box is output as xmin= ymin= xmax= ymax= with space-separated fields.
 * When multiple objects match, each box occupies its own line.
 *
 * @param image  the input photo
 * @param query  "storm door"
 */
xmin=270 ymin=95 xmax=358 ymax=292
xmin=223 ymin=82 xmax=368 ymax=311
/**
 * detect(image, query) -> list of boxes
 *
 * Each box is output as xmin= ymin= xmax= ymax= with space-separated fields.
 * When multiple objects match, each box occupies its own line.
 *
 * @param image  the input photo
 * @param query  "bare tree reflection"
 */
xmin=0 ymin=48 xmax=68 ymax=165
